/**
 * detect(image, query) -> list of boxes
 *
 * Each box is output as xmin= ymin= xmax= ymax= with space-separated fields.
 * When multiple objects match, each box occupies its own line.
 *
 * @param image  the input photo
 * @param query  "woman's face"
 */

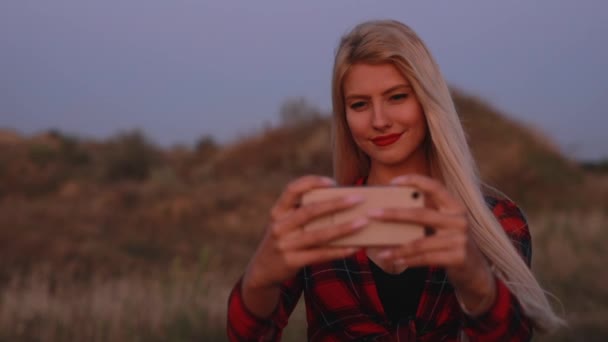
xmin=343 ymin=62 xmax=428 ymax=169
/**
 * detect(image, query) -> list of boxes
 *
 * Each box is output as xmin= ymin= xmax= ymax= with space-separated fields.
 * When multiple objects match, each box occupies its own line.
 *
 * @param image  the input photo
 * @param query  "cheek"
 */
xmin=345 ymin=113 xmax=368 ymax=140
xmin=396 ymin=103 xmax=427 ymax=134
xmin=414 ymin=119 xmax=429 ymax=149
xmin=409 ymin=113 xmax=427 ymax=142
xmin=390 ymin=101 xmax=424 ymax=123
xmin=415 ymin=110 xmax=428 ymax=136
xmin=414 ymin=101 xmax=426 ymax=125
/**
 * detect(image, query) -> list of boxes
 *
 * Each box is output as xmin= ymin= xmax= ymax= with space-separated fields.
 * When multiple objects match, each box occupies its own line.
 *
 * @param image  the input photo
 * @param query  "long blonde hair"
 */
xmin=331 ymin=19 xmax=563 ymax=332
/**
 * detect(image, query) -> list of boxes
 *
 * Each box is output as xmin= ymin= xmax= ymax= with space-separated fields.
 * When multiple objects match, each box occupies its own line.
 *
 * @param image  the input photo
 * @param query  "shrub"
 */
xmin=28 ymin=144 xmax=58 ymax=166
xmin=278 ymin=97 xmax=321 ymax=127
xmin=195 ymin=135 xmax=218 ymax=158
xmin=102 ymin=130 xmax=161 ymax=182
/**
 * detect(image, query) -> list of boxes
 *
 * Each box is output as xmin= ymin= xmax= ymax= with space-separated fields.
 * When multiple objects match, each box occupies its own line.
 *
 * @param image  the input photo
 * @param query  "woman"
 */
xmin=227 ymin=19 xmax=563 ymax=341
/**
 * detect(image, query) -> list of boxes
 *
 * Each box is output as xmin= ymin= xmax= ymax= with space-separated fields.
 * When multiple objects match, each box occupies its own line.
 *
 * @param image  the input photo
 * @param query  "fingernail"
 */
xmin=345 ymin=195 xmax=364 ymax=204
xmin=351 ymin=218 xmax=368 ymax=229
xmin=378 ymin=250 xmax=392 ymax=258
xmin=321 ymin=177 xmax=336 ymax=186
xmin=390 ymin=175 xmax=410 ymax=184
xmin=394 ymin=258 xmax=407 ymax=265
xmin=367 ymin=208 xmax=384 ymax=217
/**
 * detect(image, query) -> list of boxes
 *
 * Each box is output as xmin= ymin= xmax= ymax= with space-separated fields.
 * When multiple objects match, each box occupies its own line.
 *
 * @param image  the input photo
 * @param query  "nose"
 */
xmin=371 ymin=101 xmax=392 ymax=131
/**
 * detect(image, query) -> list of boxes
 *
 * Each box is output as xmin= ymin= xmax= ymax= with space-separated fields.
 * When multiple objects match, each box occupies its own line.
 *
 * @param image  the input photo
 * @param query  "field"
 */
xmin=0 ymin=91 xmax=606 ymax=341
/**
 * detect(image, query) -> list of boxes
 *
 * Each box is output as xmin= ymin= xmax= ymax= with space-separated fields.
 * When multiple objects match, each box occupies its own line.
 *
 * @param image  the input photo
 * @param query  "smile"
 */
xmin=371 ymin=133 xmax=403 ymax=147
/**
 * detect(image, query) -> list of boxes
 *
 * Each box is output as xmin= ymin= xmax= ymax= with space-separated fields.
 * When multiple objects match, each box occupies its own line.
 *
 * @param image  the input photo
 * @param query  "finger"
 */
xmin=368 ymin=207 xmax=468 ymax=233
xmin=288 ymin=247 xmax=360 ymax=267
xmin=392 ymin=249 xmax=466 ymax=268
xmin=378 ymin=233 xmax=466 ymax=261
xmin=278 ymin=218 xmax=368 ymax=251
xmin=390 ymin=174 xmax=464 ymax=214
xmin=271 ymin=175 xmax=336 ymax=221
xmin=272 ymin=194 xmax=364 ymax=237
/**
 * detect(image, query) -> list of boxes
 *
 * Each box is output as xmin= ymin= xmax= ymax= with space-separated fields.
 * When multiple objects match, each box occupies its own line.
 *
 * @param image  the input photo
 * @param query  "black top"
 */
xmin=369 ymin=260 xmax=428 ymax=326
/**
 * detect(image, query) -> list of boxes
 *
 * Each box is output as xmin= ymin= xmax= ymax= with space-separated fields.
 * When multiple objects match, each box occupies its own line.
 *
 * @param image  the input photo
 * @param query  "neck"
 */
xmin=366 ymin=147 xmax=431 ymax=186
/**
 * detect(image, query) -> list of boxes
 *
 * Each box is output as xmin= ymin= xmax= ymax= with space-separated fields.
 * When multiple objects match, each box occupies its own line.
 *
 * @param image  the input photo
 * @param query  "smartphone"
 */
xmin=301 ymin=186 xmax=425 ymax=246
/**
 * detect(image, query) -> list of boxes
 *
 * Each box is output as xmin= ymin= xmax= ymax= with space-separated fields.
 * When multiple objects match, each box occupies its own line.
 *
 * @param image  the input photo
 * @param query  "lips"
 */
xmin=371 ymin=133 xmax=402 ymax=147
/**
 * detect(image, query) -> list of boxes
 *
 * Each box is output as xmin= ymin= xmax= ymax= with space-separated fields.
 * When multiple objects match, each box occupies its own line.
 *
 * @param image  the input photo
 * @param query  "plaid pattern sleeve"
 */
xmin=461 ymin=197 xmax=534 ymax=342
xmin=226 ymin=272 xmax=304 ymax=341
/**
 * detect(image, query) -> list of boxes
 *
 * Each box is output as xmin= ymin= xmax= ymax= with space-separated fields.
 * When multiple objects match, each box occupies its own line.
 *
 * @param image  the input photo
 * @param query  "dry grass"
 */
xmin=0 ymin=248 xmax=235 ymax=342
xmin=530 ymin=211 xmax=608 ymax=341
xmin=0 ymin=211 xmax=606 ymax=341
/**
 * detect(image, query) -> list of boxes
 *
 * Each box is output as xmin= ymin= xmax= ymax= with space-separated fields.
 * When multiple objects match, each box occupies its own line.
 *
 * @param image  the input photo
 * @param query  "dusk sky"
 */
xmin=1 ymin=0 xmax=606 ymax=160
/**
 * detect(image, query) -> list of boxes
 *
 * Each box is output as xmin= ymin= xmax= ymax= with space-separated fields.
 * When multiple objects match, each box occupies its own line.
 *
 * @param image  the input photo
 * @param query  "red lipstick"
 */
xmin=371 ymin=133 xmax=402 ymax=147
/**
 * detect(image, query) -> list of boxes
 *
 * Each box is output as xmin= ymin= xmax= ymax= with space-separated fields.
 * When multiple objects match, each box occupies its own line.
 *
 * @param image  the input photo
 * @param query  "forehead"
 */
xmin=343 ymin=63 xmax=410 ymax=95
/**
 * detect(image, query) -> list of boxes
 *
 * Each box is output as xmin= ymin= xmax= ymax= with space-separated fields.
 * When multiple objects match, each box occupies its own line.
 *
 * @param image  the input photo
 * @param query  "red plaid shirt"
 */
xmin=227 ymin=196 xmax=533 ymax=341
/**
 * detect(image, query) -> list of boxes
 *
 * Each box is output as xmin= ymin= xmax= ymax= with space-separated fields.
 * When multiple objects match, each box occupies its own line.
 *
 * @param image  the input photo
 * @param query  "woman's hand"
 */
xmin=243 ymin=175 xmax=368 ymax=294
xmin=369 ymin=174 xmax=496 ymax=315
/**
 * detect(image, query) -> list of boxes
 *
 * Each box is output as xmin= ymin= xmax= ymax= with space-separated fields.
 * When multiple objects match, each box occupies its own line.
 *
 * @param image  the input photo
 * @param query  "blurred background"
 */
xmin=0 ymin=0 xmax=606 ymax=341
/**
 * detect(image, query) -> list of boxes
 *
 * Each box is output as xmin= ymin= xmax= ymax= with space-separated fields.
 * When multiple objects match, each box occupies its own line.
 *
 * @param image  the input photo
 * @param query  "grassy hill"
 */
xmin=0 ymin=89 xmax=606 ymax=340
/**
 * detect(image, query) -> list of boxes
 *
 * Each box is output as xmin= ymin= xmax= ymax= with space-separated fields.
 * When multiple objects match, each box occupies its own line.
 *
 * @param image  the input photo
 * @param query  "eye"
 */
xmin=390 ymin=93 xmax=408 ymax=101
xmin=349 ymin=101 xmax=367 ymax=110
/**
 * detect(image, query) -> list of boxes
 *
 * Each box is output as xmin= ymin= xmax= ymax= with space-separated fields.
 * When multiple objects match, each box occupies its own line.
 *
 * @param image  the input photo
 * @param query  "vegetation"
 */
xmin=0 ymin=89 xmax=606 ymax=340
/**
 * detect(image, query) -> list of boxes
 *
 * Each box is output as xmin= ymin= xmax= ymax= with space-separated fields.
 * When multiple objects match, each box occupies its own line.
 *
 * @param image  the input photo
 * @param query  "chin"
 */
xmin=378 ymin=142 xmax=427 ymax=163
xmin=369 ymin=151 xmax=414 ymax=166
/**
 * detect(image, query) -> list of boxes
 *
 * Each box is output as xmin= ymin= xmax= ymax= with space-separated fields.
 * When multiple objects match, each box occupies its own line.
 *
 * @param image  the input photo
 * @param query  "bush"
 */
xmin=28 ymin=144 xmax=58 ymax=166
xmin=581 ymin=159 xmax=608 ymax=173
xmin=102 ymin=130 xmax=161 ymax=182
xmin=195 ymin=135 xmax=219 ymax=158
xmin=278 ymin=97 xmax=321 ymax=127
xmin=57 ymin=135 xmax=90 ymax=166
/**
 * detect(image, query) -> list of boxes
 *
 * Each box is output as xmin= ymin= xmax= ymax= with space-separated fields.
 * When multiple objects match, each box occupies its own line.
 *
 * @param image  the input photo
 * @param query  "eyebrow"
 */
xmin=345 ymin=84 xmax=412 ymax=100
